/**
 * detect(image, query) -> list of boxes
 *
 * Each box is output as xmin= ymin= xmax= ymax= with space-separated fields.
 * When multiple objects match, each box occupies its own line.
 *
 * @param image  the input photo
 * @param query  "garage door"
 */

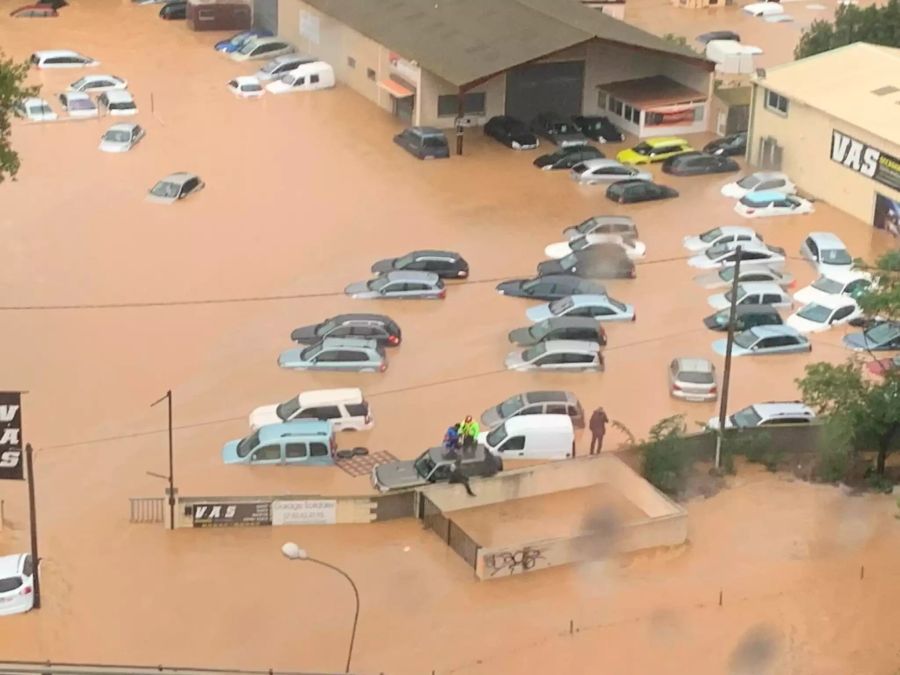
xmin=505 ymin=61 xmax=585 ymax=124
xmin=253 ymin=0 xmax=278 ymax=33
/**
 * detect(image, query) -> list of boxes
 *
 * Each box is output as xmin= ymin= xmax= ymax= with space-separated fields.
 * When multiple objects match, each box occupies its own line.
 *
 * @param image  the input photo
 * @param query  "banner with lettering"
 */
xmin=0 ymin=392 xmax=24 ymax=481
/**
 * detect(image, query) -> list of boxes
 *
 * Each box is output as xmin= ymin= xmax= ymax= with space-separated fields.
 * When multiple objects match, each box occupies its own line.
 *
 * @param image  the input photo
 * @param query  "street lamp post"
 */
xmin=281 ymin=542 xmax=359 ymax=674
xmin=150 ymin=390 xmax=175 ymax=530
xmin=714 ymin=246 xmax=743 ymax=469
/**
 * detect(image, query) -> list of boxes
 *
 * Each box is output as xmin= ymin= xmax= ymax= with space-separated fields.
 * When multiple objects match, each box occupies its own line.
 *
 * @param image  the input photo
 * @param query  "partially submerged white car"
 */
xmin=30 ymin=50 xmax=99 ymax=69
xmin=682 ymin=226 xmax=761 ymax=253
xmin=570 ymin=159 xmax=652 ymax=185
xmin=67 ymin=74 xmax=128 ymax=93
xmin=786 ymin=297 xmax=862 ymax=334
xmin=734 ymin=191 xmax=814 ymax=219
xmin=544 ymin=233 xmax=646 ymax=260
xmin=688 ymin=240 xmax=786 ymax=270
xmin=744 ymin=2 xmax=785 ymax=16
xmin=721 ymin=171 xmax=795 ymax=199
xmin=98 ymin=90 xmax=138 ymax=116
xmin=228 ymin=76 xmax=265 ymax=98
xmin=0 ymin=553 xmax=35 ymax=616
xmin=16 ymin=97 xmax=57 ymax=121
xmin=793 ymin=270 xmax=871 ymax=306
xmin=58 ymin=91 xmax=98 ymax=118
xmin=99 ymin=123 xmax=145 ymax=153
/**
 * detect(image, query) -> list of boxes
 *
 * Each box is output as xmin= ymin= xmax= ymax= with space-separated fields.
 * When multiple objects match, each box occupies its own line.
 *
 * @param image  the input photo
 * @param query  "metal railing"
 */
xmin=128 ymin=497 xmax=165 ymax=524
xmin=0 ymin=661 xmax=350 ymax=675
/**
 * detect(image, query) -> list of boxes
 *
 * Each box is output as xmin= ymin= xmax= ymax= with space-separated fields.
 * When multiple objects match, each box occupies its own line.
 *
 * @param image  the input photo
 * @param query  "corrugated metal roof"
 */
xmin=302 ymin=0 xmax=709 ymax=87
xmin=756 ymin=42 xmax=900 ymax=147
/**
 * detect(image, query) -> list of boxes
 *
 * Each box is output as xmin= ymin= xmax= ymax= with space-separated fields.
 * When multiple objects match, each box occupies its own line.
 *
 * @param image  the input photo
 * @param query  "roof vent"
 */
xmin=871 ymin=85 xmax=899 ymax=96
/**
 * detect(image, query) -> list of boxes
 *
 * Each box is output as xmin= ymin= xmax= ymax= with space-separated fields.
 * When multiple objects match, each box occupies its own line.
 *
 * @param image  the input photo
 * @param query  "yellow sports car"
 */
xmin=616 ymin=137 xmax=694 ymax=165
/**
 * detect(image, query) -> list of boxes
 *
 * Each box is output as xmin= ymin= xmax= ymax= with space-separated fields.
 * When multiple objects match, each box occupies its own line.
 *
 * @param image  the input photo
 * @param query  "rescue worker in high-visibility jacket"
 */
xmin=458 ymin=415 xmax=480 ymax=452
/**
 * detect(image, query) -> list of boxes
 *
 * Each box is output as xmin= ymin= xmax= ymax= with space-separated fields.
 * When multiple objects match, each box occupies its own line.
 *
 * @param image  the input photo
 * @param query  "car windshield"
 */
xmin=242 ymin=83 xmax=262 ymax=92
xmin=560 ymin=253 xmax=577 ymax=269
xmin=724 ymin=285 xmax=746 ymax=302
xmin=276 ymin=397 xmax=301 ymax=421
xmin=632 ymin=143 xmax=653 ymax=155
xmin=485 ymin=424 xmax=507 ymax=447
xmin=423 ymin=137 xmax=446 ymax=148
xmin=678 ymin=369 xmax=714 ymax=384
xmin=864 ymin=323 xmax=900 ymax=344
xmin=104 ymin=130 xmax=131 ymax=143
xmin=229 ymin=33 xmax=250 ymax=45
xmin=260 ymin=60 xmax=280 ymax=73
xmin=526 ymin=323 xmax=549 ymax=340
xmin=718 ymin=267 xmax=737 ymax=282
xmin=150 ymin=181 xmax=180 ymax=198
xmin=811 ymin=276 xmax=843 ymax=294
xmin=236 ymin=431 xmax=260 ymax=458
xmin=571 ymin=238 xmax=593 ymax=252
xmin=576 ymin=218 xmax=598 ymax=234
xmin=737 ymin=174 xmax=762 ymax=188
xmin=368 ymin=276 xmax=391 ymax=291
xmin=572 ymin=163 xmax=590 ymax=175
xmin=699 ymin=228 xmax=723 ymax=243
xmin=797 ymin=304 xmax=832 ymax=323
xmin=820 ymin=248 xmax=852 ymax=265
xmin=71 ymin=78 xmax=87 ymax=89
xmin=70 ymin=99 xmax=94 ymax=110
xmin=733 ymin=331 xmax=758 ymax=349
xmin=549 ymin=297 xmax=575 ymax=315
xmin=238 ymin=41 xmax=259 ymax=55
xmin=299 ymin=344 xmax=322 ymax=360
xmin=705 ymin=244 xmax=730 ymax=260
xmin=730 ymin=406 xmax=763 ymax=427
xmin=522 ymin=342 xmax=548 ymax=361
xmin=498 ymin=395 xmax=526 ymax=417
xmin=33 ymin=103 xmax=53 ymax=114
xmin=395 ymin=253 xmax=417 ymax=268
xmin=413 ymin=453 xmax=436 ymax=479
xmin=607 ymin=298 xmax=627 ymax=312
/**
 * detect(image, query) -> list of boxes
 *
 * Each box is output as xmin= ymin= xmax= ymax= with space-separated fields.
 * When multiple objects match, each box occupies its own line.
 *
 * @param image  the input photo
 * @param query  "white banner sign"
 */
xmin=272 ymin=499 xmax=337 ymax=525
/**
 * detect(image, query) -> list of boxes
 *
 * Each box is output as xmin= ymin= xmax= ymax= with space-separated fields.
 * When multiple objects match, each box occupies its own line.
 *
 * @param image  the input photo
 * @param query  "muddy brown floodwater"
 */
xmin=1 ymin=2 xmax=899 ymax=674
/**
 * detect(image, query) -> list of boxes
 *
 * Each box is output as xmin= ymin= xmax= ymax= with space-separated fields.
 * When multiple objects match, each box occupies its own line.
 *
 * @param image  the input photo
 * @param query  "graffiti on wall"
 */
xmin=484 ymin=546 xmax=547 ymax=576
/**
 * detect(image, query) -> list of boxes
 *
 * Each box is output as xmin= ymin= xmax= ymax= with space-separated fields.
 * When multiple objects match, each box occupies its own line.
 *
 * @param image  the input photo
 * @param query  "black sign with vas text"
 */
xmin=0 ymin=392 xmax=24 ymax=481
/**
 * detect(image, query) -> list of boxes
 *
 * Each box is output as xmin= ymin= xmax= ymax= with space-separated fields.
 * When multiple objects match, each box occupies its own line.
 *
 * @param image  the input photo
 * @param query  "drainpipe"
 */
xmin=455 ymin=87 xmax=465 ymax=156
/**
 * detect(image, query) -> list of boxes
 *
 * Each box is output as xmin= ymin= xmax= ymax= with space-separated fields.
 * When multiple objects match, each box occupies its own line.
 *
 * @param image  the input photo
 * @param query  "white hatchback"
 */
xmin=544 ymin=234 xmax=646 ymax=260
xmin=58 ymin=92 xmax=98 ymax=118
xmin=570 ymin=159 xmax=652 ymax=185
xmin=734 ymin=191 xmax=814 ymax=219
xmin=16 ymin=97 xmax=57 ymax=121
xmin=721 ymin=171 xmax=795 ymax=199
xmin=744 ymin=2 xmax=785 ymax=16
xmin=688 ymin=240 xmax=785 ymax=270
xmin=708 ymin=282 xmax=793 ymax=311
xmin=67 ymin=74 xmax=128 ymax=93
xmin=0 ymin=554 xmax=35 ymax=616
xmin=228 ymin=76 xmax=265 ymax=98
xmin=682 ymin=226 xmax=761 ymax=252
xmin=786 ymin=297 xmax=862 ymax=333
xmin=799 ymin=232 xmax=853 ymax=274
xmin=30 ymin=50 xmax=99 ymax=69
xmin=793 ymin=270 xmax=871 ymax=306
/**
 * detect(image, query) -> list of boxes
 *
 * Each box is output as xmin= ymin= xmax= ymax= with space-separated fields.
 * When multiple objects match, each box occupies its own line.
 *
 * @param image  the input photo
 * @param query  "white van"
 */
xmin=266 ymin=61 xmax=335 ymax=94
xmin=249 ymin=388 xmax=372 ymax=431
xmin=477 ymin=414 xmax=575 ymax=460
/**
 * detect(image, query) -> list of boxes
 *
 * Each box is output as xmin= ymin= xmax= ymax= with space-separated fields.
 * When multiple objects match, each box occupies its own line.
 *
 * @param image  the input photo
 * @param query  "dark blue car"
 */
xmin=215 ymin=30 xmax=272 ymax=53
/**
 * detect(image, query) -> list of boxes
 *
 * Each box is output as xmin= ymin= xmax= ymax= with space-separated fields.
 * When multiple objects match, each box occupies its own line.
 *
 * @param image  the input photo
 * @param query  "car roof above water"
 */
xmin=381 ymin=270 xmax=440 ymax=283
xmin=257 ymin=420 xmax=331 ymax=443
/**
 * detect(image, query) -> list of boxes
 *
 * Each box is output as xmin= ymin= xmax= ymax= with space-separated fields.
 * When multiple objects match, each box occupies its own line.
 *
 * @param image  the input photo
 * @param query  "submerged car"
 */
xmin=571 ymin=115 xmax=623 ymax=143
xmin=58 ymin=91 xmax=98 ymax=118
xmin=531 ymin=112 xmax=588 ymax=147
xmin=533 ymin=145 xmax=603 ymax=170
xmin=707 ymin=282 xmax=793 ymax=311
xmin=291 ymin=314 xmax=401 ymax=346
xmin=703 ymin=133 xmax=747 ymax=157
xmin=661 ymin=152 xmax=740 ymax=176
xmin=616 ymin=137 xmax=693 ymax=165
xmin=571 ymin=159 xmax=651 ymax=185
xmin=525 ymin=294 xmax=635 ymax=323
xmin=98 ymin=90 xmax=137 ymax=116
xmin=544 ymin=234 xmax=646 ymax=260
xmin=606 ymin=180 xmax=678 ymax=204
xmin=278 ymin=337 xmax=387 ymax=372
xmin=249 ymin=388 xmax=372 ymax=431
xmin=786 ymin=297 xmax=862 ymax=334
xmin=30 ymin=50 xmax=98 ymax=69
xmin=508 ymin=316 xmax=607 ymax=347
xmin=371 ymin=250 xmax=468 ymax=279
xmin=496 ymin=275 xmax=606 ymax=301
xmin=711 ymin=325 xmax=810 ymax=356
xmin=11 ymin=4 xmax=58 ymax=17
xmin=481 ymin=390 xmax=584 ymax=429
xmin=67 ymin=74 xmax=127 ymax=93
xmin=215 ymin=29 xmax=273 ymax=53
xmin=255 ymin=54 xmax=318 ymax=81
xmin=668 ymin=357 xmax=717 ymax=402
xmin=147 ymin=172 xmax=204 ymax=204
xmin=708 ymin=401 xmax=816 ymax=430
xmin=563 ymin=215 xmax=637 ymax=240
xmin=228 ymin=76 xmax=265 ymax=98
xmin=537 ymin=245 xmax=636 ymax=279
xmin=16 ymin=97 xmax=57 ymax=121
xmin=694 ymin=264 xmax=793 ymax=290
xmin=221 ymin=420 xmax=335 ymax=465
xmin=867 ymin=355 xmax=900 ymax=377
xmin=230 ymin=37 xmax=294 ymax=62
xmin=688 ymin=241 xmax=786 ymax=270
xmin=703 ymin=304 xmax=784 ymax=332
xmin=483 ymin=115 xmax=539 ymax=150
xmin=159 ymin=0 xmax=187 ymax=19
xmin=722 ymin=172 xmax=796 ymax=199
xmin=682 ymin=226 xmax=761 ymax=253
xmin=505 ymin=340 xmax=604 ymax=372
xmin=734 ymin=191 xmax=814 ymax=219
xmin=344 ymin=271 xmax=446 ymax=300
xmin=98 ymin=123 xmax=144 ymax=153
xmin=843 ymin=321 xmax=900 ymax=352
xmin=372 ymin=445 xmax=502 ymax=492
xmin=0 ymin=554 xmax=35 ymax=616
xmin=794 ymin=270 xmax=871 ymax=306
xmin=799 ymin=232 xmax=853 ymax=274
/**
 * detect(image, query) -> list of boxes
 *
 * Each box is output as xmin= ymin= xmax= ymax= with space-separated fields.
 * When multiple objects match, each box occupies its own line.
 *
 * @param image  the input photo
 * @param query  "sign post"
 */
xmin=25 ymin=444 xmax=40 ymax=609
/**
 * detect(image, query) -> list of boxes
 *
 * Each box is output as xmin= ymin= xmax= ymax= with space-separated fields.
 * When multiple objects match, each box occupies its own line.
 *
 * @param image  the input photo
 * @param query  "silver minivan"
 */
xmin=481 ymin=391 xmax=584 ymax=429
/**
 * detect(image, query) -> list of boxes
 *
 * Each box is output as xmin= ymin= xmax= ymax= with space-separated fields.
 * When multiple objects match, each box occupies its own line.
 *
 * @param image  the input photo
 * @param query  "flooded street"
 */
xmin=1 ymin=2 xmax=899 ymax=673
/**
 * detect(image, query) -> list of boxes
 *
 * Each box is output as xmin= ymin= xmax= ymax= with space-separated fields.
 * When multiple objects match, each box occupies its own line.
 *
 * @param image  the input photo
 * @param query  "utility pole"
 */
xmin=24 ymin=443 xmax=41 ymax=609
xmin=715 ymin=246 xmax=742 ymax=470
xmin=151 ymin=390 xmax=175 ymax=529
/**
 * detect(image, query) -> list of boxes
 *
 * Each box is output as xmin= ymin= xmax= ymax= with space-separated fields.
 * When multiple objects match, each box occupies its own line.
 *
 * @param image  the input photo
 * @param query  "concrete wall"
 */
xmin=748 ymin=81 xmax=900 ymax=224
xmin=417 ymin=70 xmax=507 ymax=129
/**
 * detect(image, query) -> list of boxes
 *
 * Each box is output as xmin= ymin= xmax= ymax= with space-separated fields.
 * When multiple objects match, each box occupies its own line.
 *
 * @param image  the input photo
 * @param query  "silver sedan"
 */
xmin=344 ymin=270 xmax=446 ymax=300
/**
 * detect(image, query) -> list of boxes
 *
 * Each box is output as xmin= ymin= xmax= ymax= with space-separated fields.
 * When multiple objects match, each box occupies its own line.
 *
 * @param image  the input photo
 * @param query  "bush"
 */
xmin=725 ymin=431 xmax=781 ymax=471
xmin=815 ymin=417 xmax=854 ymax=483
xmin=641 ymin=415 xmax=690 ymax=496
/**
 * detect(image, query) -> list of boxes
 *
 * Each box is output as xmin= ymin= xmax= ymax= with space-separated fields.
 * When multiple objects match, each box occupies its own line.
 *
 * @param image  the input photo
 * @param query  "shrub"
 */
xmin=641 ymin=415 xmax=690 ymax=496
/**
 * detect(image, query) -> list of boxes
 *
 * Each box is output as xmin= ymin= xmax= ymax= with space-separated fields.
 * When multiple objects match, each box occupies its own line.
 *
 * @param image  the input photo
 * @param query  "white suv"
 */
xmin=708 ymin=401 xmax=816 ymax=429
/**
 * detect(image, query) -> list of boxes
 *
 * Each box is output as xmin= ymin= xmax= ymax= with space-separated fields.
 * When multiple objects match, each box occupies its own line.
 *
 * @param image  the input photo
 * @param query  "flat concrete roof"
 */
xmin=598 ymin=75 xmax=707 ymax=107
xmin=301 ymin=0 xmax=711 ymax=88
xmin=754 ymin=42 xmax=900 ymax=147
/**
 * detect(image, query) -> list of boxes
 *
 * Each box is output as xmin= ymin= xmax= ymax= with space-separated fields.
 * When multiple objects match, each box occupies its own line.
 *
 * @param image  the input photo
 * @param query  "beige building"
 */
xmin=748 ymin=43 xmax=900 ymax=232
xmin=275 ymin=0 xmax=713 ymax=144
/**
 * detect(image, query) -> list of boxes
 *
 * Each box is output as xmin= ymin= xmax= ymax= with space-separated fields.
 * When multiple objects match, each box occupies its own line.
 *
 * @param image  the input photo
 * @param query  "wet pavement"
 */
xmin=1 ymin=2 xmax=899 ymax=674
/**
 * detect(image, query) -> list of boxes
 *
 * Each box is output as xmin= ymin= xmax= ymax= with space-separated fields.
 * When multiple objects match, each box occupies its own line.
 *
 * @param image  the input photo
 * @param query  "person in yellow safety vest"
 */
xmin=458 ymin=415 xmax=480 ymax=451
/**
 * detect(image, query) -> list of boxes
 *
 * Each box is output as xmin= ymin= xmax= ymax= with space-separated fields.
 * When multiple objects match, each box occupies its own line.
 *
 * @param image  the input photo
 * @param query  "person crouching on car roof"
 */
xmin=443 ymin=423 xmax=460 ymax=450
xmin=458 ymin=415 xmax=480 ymax=452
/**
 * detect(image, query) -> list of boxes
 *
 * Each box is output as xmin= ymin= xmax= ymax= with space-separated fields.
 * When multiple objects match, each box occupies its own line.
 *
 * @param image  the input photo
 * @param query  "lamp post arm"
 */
xmin=307 ymin=557 xmax=360 ymax=674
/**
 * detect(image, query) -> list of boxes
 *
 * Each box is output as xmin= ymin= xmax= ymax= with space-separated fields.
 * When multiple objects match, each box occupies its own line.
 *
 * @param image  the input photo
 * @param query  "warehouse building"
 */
xmin=275 ymin=0 xmax=713 ymax=140
xmin=748 ymin=43 xmax=900 ymax=233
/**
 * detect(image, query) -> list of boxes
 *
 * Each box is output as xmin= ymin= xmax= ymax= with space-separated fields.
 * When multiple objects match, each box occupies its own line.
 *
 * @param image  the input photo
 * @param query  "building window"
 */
xmin=347 ymin=56 xmax=356 ymax=68
xmin=437 ymin=92 xmax=486 ymax=117
xmin=764 ymin=89 xmax=789 ymax=115
xmin=598 ymin=92 xmax=609 ymax=109
xmin=366 ymin=68 xmax=376 ymax=81
xmin=758 ymin=136 xmax=783 ymax=170
xmin=608 ymin=96 xmax=623 ymax=116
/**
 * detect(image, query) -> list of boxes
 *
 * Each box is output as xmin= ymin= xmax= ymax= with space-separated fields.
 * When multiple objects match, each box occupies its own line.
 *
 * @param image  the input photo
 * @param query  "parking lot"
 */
xmin=2 ymin=2 xmax=900 ymax=673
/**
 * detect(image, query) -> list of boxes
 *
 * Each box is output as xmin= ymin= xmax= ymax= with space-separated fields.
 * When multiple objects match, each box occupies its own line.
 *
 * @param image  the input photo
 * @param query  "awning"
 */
xmin=378 ymin=79 xmax=415 ymax=98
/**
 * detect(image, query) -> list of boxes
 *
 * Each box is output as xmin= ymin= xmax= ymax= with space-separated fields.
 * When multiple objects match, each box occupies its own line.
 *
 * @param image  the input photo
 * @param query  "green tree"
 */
xmin=0 ymin=51 xmax=38 ymax=183
xmin=640 ymin=415 xmax=690 ymax=496
xmin=797 ymin=361 xmax=900 ymax=476
xmin=857 ymin=250 xmax=900 ymax=323
xmin=794 ymin=0 xmax=900 ymax=59
xmin=662 ymin=33 xmax=700 ymax=54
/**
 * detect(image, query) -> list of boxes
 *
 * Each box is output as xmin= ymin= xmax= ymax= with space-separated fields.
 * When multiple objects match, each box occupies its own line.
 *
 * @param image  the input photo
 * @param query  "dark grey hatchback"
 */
xmin=291 ymin=313 xmax=401 ymax=346
xmin=496 ymin=274 xmax=605 ymax=300
xmin=393 ymin=126 xmax=450 ymax=160
xmin=508 ymin=317 xmax=608 ymax=346
xmin=371 ymin=250 xmax=468 ymax=279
